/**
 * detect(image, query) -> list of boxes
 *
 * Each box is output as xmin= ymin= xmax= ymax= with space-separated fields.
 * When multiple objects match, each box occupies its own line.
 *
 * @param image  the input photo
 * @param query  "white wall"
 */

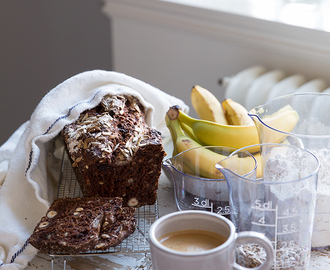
xmin=3 ymin=0 xmax=330 ymax=145
xmin=103 ymin=0 xmax=330 ymax=118
xmin=0 ymin=0 xmax=112 ymax=145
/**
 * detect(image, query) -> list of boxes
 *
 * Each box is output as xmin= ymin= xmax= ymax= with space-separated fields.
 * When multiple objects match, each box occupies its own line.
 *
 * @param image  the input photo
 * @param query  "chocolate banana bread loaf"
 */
xmin=28 ymin=197 xmax=136 ymax=255
xmin=61 ymin=94 xmax=166 ymax=207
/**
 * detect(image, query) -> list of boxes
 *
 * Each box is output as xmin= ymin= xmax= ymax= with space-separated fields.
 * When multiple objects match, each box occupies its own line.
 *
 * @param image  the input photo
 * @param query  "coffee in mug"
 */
xmin=158 ymin=229 xmax=227 ymax=253
xmin=149 ymin=210 xmax=274 ymax=270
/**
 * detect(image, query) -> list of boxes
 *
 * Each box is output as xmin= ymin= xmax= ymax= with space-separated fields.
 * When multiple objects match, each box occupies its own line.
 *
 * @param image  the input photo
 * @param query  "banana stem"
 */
xmin=167 ymin=106 xmax=197 ymax=129
xmin=165 ymin=114 xmax=178 ymax=155
xmin=165 ymin=112 xmax=189 ymax=156
xmin=167 ymin=105 xmax=181 ymax=120
xmin=167 ymin=116 xmax=186 ymax=139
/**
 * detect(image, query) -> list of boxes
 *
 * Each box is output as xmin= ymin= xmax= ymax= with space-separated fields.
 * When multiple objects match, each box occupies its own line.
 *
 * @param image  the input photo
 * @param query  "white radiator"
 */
xmin=222 ymin=65 xmax=329 ymax=110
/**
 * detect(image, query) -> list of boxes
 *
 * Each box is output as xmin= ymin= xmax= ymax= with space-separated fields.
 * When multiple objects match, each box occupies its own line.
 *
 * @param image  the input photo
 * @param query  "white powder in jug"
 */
xmin=295 ymin=119 xmax=330 ymax=247
xmin=309 ymin=148 xmax=330 ymax=248
xmin=311 ymin=148 xmax=330 ymax=196
xmin=263 ymin=148 xmax=317 ymax=201
xmin=263 ymin=146 xmax=330 ymax=248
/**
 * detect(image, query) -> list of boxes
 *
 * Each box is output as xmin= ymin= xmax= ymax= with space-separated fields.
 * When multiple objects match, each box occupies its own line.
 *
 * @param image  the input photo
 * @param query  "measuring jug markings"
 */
xmin=259 ymin=208 xmax=302 ymax=270
xmin=249 ymin=203 xmax=302 ymax=265
xmin=251 ymin=207 xmax=300 ymax=235
xmin=217 ymin=142 xmax=319 ymax=268
xmin=273 ymin=239 xmax=310 ymax=269
xmin=191 ymin=197 xmax=231 ymax=215
xmin=277 ymin=210 xmax=300 ymax=236
xmin=252 ymin=200 xmax=300 ymax=217
xmin=192 ymin=197 xmax=214 ymax=212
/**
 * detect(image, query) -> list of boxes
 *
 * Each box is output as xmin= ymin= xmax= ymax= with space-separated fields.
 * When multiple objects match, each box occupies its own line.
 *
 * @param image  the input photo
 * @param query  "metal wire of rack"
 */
xmin=49 ymin=150 xmax=158 ymax=269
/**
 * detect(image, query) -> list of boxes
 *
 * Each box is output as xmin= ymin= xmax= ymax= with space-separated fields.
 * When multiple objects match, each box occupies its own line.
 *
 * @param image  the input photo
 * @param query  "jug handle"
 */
xmin=233 ymin=231 xmax=274 ymax=270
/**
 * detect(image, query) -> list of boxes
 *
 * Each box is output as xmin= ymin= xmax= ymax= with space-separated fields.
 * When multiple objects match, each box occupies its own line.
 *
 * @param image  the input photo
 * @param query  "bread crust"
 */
xmin=28 ymin=197 xmax=136 ymax=254
xmin=61 ymin=95 xmax=166 ymax=207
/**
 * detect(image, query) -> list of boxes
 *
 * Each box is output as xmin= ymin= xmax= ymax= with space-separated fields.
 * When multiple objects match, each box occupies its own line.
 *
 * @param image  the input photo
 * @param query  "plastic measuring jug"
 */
xmin=248 ymin=93 xmax=330 ymax=249
xmin=162 ymin=146 xmax=257 ymax=220
xmin=216 ymin=143 xmax=320 ymax=270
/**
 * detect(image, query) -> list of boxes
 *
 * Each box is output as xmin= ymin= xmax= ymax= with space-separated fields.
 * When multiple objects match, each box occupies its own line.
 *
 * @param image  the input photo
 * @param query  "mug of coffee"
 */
xmin=149 ymin=210 xmax=274 ymax=270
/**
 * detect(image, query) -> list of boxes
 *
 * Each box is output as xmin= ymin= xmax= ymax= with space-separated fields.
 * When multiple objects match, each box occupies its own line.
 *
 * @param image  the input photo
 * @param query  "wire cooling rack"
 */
xmin=49 ymin=150 xmax=158 ymax=268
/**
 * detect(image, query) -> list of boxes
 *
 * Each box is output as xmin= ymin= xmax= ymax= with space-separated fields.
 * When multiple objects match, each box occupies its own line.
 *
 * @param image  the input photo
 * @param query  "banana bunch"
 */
xmin=185 ymin=85 xmax=299 ymax=151
xmin=165 ymin=85 xmax=300 ymax=179
xmin=165 ymin=109 xmax=257 ymax=179
xmin=166 ymin=112 xmax=225 ymax=179
xmin=180 ymin=99 xmax=260 ymax=151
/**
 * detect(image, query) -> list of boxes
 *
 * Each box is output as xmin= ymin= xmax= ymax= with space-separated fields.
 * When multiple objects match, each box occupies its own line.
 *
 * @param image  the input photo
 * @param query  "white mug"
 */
xmin=149 ymin=210 xmax=274 ymax=270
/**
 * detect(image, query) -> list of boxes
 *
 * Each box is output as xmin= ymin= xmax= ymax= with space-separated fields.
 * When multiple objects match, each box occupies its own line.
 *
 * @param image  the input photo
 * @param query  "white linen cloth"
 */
xmin=0 ymin=70 xmax=189 ymax=270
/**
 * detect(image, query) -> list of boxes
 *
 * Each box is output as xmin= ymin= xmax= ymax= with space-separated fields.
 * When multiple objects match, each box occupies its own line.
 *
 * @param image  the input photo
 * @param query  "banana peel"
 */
xmin=191 ymin=85 xmax=228 ymax=124
xmin=172 ymin=106 xmax=260 ymax=152
xmin=179 ymin=121 xmax=203 ymax=145
xmin=251 ymin=104 xmax=300 ymax=144
xmin=222 ymin=98 xmax=254 ymax=126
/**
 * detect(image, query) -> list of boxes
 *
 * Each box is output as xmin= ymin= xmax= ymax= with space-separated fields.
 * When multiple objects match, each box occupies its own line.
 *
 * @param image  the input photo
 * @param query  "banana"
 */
xmin=166 ymin=108 xmax=260 ymax=179
xmin=222 ymin=98 xmax=254 ymax=126
xmin=166 ymin=110 xmax=226 ymax=179
xmin=165 ymin=114 xmax=179 ymax=156
xmin=191 ymin=85 xmax=228 ymax=124
xmin=179 ymin=121 xmax=203 ymax=145
xmin=217 ymin=151 xmax=263 ymax=179
xmin=256 ymin=105 xmax=300 ymax=144
xmin=170 ymin=106 xmax=260 ymax=152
